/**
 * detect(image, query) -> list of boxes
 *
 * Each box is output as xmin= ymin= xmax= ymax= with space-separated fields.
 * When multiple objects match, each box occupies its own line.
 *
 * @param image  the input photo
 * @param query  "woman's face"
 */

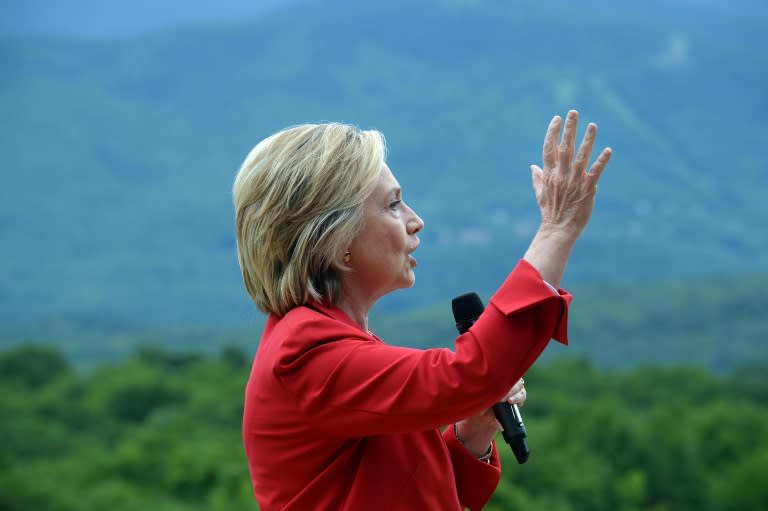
xmin=345 ymin=164 xmax=424 ymax=301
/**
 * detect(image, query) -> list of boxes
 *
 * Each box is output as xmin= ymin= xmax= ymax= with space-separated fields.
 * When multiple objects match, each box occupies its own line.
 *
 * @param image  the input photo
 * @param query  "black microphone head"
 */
xmin=452 ymin=292 xmax=485 ymax=334
xmin=512 ymin=437 xmax=530 ymax=464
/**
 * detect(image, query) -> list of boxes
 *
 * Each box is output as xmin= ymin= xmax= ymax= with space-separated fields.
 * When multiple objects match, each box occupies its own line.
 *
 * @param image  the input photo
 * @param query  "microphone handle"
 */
xmin=492 ymin=402 xmax=530 ymax=464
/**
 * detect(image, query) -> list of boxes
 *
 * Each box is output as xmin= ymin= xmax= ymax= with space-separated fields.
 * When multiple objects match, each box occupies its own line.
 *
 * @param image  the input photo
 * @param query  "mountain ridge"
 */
xmin=1 ymin=0 xmax=765 ymax=329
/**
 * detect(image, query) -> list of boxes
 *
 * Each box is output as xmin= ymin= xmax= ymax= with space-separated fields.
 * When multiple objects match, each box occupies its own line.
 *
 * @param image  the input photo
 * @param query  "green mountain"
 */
xmin=374 ymin=273 xmax=768 ymax=373
xmin=1 ymin=0 xmax=765 ymax=365
xmin=3 ymin=272 xmax=765 ymax=372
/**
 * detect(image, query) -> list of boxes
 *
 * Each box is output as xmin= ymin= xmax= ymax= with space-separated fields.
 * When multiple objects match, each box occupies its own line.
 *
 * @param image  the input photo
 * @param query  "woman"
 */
xmin=234 ymin=111 xmax=612 ymax=510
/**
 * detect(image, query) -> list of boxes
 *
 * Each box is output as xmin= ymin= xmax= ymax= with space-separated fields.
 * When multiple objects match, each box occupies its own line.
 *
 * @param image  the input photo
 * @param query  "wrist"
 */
xmin=455 ymin=422 xmax=494 ymax=461
xmin=536 ymin=223 xmax=580 ymax=245
xmin=523 ymin=226 xmax=578 ymax=287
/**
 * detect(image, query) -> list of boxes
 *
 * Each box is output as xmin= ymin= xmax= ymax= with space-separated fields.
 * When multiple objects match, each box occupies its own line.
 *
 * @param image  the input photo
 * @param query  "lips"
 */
xmin=407 ymin=240 xmax=419 ymax=267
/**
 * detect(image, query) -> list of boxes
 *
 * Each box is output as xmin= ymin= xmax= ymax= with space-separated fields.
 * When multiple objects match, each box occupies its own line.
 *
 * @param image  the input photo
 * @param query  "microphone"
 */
xmin=452 ymin=292 xmax=530 ymax=464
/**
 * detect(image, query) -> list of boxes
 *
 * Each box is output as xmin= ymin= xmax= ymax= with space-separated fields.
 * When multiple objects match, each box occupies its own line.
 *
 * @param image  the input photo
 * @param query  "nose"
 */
xmin=405 ymin=203 xmax=424 ymax=234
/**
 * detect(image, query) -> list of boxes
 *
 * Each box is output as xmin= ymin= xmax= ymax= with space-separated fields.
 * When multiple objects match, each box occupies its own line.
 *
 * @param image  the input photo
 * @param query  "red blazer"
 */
xmin=243 ymin=260 xmax=571 ymax=510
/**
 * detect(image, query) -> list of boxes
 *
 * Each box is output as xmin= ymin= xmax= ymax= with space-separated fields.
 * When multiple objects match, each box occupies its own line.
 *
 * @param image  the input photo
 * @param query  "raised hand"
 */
xmin=531 ymin=110 xmax=612 ymax=239
xmin=522 ymin=110 xmax=613 ymax=286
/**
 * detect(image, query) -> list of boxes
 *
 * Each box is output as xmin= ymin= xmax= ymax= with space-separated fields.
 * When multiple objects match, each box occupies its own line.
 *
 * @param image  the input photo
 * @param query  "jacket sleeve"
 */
xmin=274 ymin=259 xmax=571 ymax=437
xmin=442 ymin=425 xmax=502 ymax=511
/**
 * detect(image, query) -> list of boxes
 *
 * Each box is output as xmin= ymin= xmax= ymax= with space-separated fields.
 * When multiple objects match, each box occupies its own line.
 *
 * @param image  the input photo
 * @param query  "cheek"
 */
xmin=386 ymin=234 xmax=408 ymax=259
xmin=358 ymin=219 xmax=409 ymax=265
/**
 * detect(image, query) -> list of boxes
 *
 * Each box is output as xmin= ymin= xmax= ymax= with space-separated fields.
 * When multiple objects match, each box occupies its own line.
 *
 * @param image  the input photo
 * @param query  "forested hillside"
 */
xmin=1 ymin=344 xmax=765 ymax=510
xmin=1 ymin=2 xmax=765 ymax=510
xmin=376 ymin=272 xmax=768 ymax=372
xmin=2 ymin=271 xmax=765 ymax=371
xmin=1 ymin=0 xmax=766 ymax=333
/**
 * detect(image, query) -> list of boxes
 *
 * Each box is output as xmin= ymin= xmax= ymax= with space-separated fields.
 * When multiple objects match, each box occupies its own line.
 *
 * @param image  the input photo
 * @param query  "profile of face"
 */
xmin=343 ymin=164 xmax=424 ymax=302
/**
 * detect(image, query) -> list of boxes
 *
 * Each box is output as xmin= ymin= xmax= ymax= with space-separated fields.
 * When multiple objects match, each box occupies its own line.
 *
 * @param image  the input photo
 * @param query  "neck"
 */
xmin=335 ymin=295 xmax=372 ymax=332
xmin=334 ymin=284 xmax=378 ymax=332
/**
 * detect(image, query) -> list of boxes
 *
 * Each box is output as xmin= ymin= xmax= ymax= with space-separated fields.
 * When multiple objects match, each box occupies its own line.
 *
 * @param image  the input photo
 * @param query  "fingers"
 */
xmin=536 ymin=110 xmax=611 ymax=185
xmin=587 ymin=147 xmax=613 ymax=182
xmin=574 ymin=122 xmax=597 ymax=174
xmin=558 ymin=110 xmax=578 ymax=173
xmin=503 ymin=378 xmax=527 ymax=407
xmin=542 ymin=116 xmax=561 ymax=171
xmin=530 ymin=164 xmax=543 ymax=192
xmin=507 ymin=386 xmax=527 ymax=407
xmin=510 ymin=378 xmax=525 ymax=395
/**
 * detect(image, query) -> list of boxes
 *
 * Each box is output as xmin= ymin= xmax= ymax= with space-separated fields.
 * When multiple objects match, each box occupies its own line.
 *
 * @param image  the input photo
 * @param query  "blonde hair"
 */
xmin=233 ymin=123 xmax=385 ymax=316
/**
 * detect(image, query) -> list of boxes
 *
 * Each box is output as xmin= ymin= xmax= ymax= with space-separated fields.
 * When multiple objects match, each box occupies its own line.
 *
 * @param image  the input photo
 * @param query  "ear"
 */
xmin=331 ymin=249 xmax=352 ymax=272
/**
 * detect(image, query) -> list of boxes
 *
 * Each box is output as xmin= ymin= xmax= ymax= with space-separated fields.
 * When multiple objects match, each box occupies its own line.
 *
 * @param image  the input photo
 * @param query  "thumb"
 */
xmin=530 ymin=164 xmax=543 ymax=190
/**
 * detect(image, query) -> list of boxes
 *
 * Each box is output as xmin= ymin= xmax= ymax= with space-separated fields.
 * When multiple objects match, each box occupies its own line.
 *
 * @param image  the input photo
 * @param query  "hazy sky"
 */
xmin=0 ymin=0 xmax=302 ymax=37
xmin=1 ymin=0 xmax=764 ymax=39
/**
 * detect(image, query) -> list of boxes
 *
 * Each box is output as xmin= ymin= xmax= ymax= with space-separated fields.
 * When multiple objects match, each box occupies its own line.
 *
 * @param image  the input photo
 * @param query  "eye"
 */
xmin=389 ymin=199 xmax=402 ymax=210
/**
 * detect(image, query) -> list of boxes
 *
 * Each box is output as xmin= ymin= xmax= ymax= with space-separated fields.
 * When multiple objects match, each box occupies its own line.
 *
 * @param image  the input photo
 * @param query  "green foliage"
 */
xmin=0 ymin=344 xmax=71 ymax=388
xmin=0 ymin=344 xmax=256 ymax=511
xmin=486 ymin=358 xmax=768 ymax=511
xmin=2 ymin=344 xmax=767 ymax=510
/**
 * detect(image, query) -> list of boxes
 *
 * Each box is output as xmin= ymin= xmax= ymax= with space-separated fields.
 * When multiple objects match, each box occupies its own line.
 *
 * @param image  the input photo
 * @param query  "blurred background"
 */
xmin=1 ymin=0 xmax=766 ymax=509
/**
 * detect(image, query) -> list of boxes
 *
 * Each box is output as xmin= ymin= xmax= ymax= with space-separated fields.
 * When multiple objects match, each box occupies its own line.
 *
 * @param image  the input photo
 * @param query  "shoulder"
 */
xmin=275 ymin=303 xmax=368 ymax=344
xmin=261 ymin=302 xmax=375 ymax=368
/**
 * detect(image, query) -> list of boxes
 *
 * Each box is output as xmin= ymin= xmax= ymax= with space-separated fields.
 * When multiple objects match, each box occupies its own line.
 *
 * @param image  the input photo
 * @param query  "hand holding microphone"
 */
xmin=452 ymin=292 xmax=531 ymax=464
